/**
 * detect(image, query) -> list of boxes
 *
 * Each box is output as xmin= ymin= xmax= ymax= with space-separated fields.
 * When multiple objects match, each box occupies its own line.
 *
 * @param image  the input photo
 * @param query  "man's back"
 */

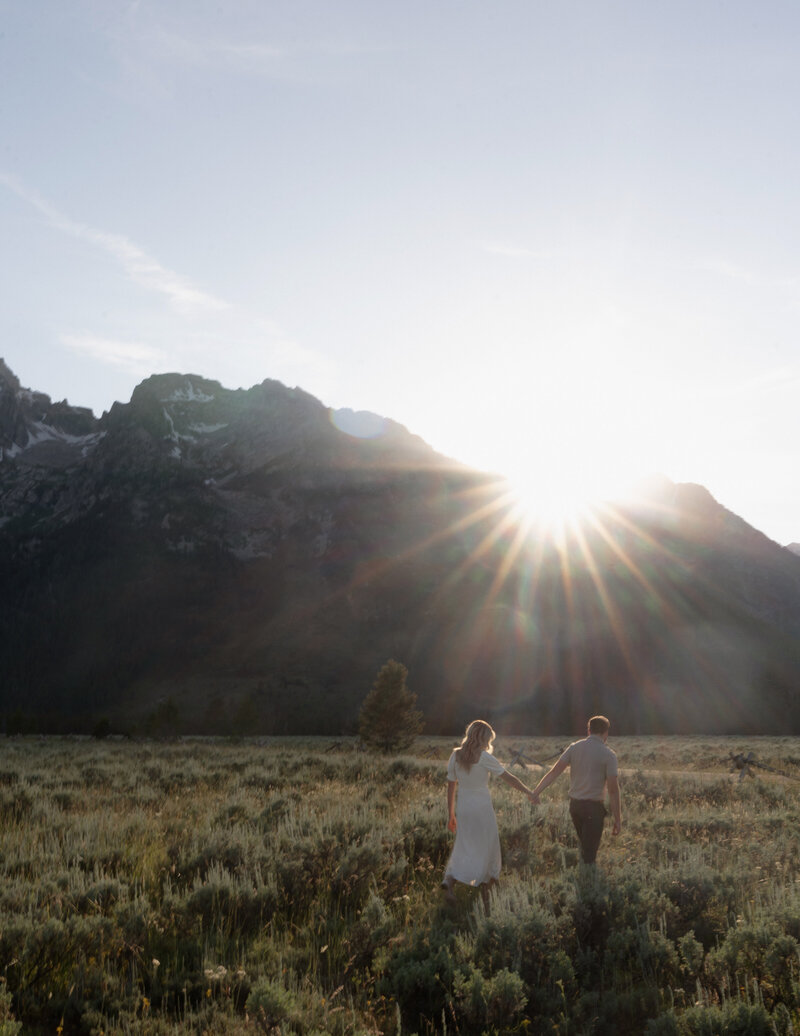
xmin=563 ymin=734 xmax=617 ymax=801
xmin=531 ymin=716 xmax=622 ymax=864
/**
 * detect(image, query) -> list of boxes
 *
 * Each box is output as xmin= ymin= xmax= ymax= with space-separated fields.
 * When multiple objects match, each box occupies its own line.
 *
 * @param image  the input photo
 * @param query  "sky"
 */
xmin=2 ymin=1 xmax=800 ymax=544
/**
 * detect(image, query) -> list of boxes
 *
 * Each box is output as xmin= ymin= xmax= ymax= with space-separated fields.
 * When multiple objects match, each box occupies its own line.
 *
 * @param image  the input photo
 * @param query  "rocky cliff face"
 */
xmin=0 ymin=357 xmax=99 ymax=464
xmin=2 ymin=359 xmax=800 ymax=735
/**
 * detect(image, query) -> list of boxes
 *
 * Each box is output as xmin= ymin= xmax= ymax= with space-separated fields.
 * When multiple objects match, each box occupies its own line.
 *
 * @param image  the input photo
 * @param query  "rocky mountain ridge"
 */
xmin=2 ymin=358 xmax=800 ymax=735
xmin=0 ymin=357 xmax=100 ymax=465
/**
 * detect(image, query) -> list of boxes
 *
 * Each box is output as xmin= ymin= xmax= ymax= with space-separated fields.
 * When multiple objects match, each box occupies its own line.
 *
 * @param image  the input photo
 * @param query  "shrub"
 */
xmin=645 ymin=1013 xmax=679 ymax=1036
xmin=379 ymin=922 xmax=458 ymax=1028
xmin=246 ymin=979 xmax=297 ymax=1032
xmin=4 ymin=734 xmax=800 ymax=1035
xmin=678 ymin=930 xmax=705 ymax=977
xmin=453 ymin=964 xmax=528 ymax=1030
xmin=0 ymin=980 xmax=21 ymax=1036
xmin=672 ymin=1000 xmax=772 ymax=1035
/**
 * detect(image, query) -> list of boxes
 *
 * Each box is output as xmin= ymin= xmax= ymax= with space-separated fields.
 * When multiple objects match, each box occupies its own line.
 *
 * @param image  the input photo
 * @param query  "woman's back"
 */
xmin=448 ymin=749 xmax=504 ymax=790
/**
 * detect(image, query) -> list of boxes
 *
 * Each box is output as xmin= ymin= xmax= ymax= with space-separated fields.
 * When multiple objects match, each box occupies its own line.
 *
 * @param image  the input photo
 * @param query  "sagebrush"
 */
xmin=1 ymin=735 xmax=799 ymax=1034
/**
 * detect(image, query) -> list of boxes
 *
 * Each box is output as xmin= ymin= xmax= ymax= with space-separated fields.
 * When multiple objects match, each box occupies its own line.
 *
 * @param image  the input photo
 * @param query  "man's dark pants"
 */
xmin=569 ymin=798 xmax=606 ymax=864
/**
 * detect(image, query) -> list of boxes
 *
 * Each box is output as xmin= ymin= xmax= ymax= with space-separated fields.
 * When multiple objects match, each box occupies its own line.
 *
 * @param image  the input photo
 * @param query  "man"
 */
xmin=531 ymin=715 xmax=621 ymax=865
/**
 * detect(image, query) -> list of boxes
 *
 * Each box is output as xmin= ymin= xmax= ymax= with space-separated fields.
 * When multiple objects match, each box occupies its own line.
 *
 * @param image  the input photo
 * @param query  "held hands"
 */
xmin=527 ymin=791 xmax=540 ymax=805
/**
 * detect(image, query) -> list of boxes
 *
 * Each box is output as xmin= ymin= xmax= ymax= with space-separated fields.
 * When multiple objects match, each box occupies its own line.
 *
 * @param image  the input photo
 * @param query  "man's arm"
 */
xmin=500 ymin=769 xmax=536 ymax=800
xmin=531 ymin=756 xmax=569 ymax=802
xmin=607 ymin=774 xmax=621 ymax=835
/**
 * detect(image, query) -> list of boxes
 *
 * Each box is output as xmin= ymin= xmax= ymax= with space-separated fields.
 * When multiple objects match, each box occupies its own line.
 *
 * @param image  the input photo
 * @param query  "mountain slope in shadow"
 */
xmin=1 ymin=360 xmax=799 ymax=734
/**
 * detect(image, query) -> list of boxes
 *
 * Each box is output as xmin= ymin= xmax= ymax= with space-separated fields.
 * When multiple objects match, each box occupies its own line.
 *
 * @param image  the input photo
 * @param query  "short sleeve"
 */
xmin=606 ymin=748 xmax=618 ymax=777
xmin=479 ymin=750 xmax=505 ymax=775
xmin=559 ymin=743 xmax=574 ymax=766
xmin=447 ymin=752 xmax=458 ymax=781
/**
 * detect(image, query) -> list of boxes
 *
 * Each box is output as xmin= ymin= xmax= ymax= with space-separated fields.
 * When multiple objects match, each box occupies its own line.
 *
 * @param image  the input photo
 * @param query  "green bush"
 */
xmin=673 ymin=1000 xmax=772 ymax=1035
xmin=2 ymin=735 xmax=800 ymax=1034
xmin=0 ymin=981 xmax=21 ymax=1036
xmin=246 ymin=978 xmax=297 ymax=1031
xmin=453 ymin=964 xmax=528 ymax=1031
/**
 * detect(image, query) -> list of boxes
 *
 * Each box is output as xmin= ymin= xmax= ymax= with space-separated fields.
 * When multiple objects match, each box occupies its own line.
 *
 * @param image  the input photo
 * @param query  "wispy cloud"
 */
xmin=1 ymin=172 xmax=333 ymax=398
xmin=0 ymin=172 xmax=228 ymax=316
xmin=145 ymin=29 xmax=285 ymax=70
xmin=169 ymin=36 xmax=390 ymax=67
xmin=115 ymin=10 xmax=393 ymax=88
xmin=694 ymin=256 xmax=799 ymax=292
xmin=480 ymin=241 xmax=551 ymax=260
xmin=61 ymin=334 xmax=168 ymax=375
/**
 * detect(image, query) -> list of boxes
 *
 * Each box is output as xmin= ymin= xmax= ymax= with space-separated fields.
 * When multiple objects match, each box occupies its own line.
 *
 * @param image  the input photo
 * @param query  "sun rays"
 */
xmin=286 ymin=455 xmax=739 ymax=731
xmin=399 ymin=472 xmax=710 ymax=724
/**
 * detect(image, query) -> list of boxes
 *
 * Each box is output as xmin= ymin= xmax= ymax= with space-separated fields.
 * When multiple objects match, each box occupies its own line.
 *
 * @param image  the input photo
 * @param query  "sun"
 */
xmin=504 ymin=468 xmax=597 ymax=536
xmin=424 ymin=328 xmax=665 ymax=541
xmin=497 ymin=448 xmax=643 ymax=540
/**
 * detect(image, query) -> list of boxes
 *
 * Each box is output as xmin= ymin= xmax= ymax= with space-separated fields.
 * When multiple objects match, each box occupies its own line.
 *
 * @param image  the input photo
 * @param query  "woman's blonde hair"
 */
xmin=454 ymin=719 xmax=496 ymax=771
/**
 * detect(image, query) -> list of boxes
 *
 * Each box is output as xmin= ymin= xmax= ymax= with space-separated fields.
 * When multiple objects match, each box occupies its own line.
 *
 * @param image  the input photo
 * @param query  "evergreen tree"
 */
xmin=358 ymin=659 xmax=423 ymax=752
xmin=144 ymin=697 xmax=180 ymax=738
xmin=232 ymin=691 xmax=260 ymax=736
xmin=201 ymin=694 xmax=230 ymax=737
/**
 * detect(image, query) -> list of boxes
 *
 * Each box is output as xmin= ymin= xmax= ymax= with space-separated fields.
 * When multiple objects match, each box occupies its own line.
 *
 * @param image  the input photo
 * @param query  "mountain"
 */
xmin=2 ymin=358 xmax=800 ymax=735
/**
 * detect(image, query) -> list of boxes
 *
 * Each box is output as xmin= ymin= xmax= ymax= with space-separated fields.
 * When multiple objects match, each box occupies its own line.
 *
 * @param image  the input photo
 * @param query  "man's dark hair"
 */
xmin=588 ymin=715 xmax=610 ymax=735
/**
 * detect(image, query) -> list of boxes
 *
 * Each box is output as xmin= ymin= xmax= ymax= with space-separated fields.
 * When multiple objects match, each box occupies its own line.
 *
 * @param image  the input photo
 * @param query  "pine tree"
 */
xmin=358 ymin=659 xmax=423 ymax=753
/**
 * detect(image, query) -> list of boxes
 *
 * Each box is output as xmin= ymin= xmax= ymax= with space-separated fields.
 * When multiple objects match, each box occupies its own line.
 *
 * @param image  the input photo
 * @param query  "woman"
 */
xmin=442 ymin=720 xmax=536 ymax=905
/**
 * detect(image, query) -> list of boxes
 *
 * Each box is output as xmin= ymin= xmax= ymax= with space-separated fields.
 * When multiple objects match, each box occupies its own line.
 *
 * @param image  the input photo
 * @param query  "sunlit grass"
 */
xmin=1 ymin=736 xmax=800 ymax=1033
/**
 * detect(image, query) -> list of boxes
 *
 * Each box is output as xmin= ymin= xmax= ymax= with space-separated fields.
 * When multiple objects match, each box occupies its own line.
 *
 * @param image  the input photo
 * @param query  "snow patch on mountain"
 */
xmin=188 ymin=422 xmax=228 ymax=434
xmin=163 ymin=383 xmax=215 ymax=404
xmin=331 ymin=408 xmax=387 ymax=439
xmin=3 ymin=423 xmax=104 ymax=459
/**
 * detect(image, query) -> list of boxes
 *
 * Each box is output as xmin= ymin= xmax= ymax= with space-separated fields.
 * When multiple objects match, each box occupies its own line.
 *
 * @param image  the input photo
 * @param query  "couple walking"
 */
xmin=441 ymin=716 xmax=622 ymax=902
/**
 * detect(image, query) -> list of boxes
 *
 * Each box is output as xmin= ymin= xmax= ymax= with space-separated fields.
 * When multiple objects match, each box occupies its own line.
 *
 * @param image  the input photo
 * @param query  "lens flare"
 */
xmin=504 ymin=470 xmax=595 ymax=537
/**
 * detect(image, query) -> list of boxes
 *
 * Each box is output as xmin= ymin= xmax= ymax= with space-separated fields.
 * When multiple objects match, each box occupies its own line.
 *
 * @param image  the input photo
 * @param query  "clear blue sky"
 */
xmin=3 ymin=1 xmax=800 ymax=543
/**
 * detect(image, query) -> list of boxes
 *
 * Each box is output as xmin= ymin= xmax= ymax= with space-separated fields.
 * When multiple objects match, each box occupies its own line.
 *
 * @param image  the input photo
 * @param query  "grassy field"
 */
xmin=1 ymin=735 xmax=800 ymax=1035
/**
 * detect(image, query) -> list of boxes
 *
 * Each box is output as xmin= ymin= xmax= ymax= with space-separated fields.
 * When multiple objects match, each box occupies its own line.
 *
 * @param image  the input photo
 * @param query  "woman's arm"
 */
xmin=447 ymin=780 xmax=457 ymax=832
xmin=531 ymin=755 xmax=569 ymax=802
xmin=500 ymin=769 xmax=537 ymax=801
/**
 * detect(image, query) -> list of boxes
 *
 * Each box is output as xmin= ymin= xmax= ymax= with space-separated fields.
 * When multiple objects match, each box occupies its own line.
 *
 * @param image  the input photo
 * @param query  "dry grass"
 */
xmin=0 ymin=735 xmax=799 ymax=1034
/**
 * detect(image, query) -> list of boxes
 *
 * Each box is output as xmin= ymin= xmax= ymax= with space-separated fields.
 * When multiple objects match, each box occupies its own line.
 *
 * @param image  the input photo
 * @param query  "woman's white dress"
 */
xmin=444 ymin=749 xmax=505 ymax=886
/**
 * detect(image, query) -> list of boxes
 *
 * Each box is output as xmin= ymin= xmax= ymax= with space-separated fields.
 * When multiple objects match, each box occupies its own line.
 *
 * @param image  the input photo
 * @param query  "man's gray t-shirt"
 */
xmin=560 ymin=734 xmax=618 ymax=801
